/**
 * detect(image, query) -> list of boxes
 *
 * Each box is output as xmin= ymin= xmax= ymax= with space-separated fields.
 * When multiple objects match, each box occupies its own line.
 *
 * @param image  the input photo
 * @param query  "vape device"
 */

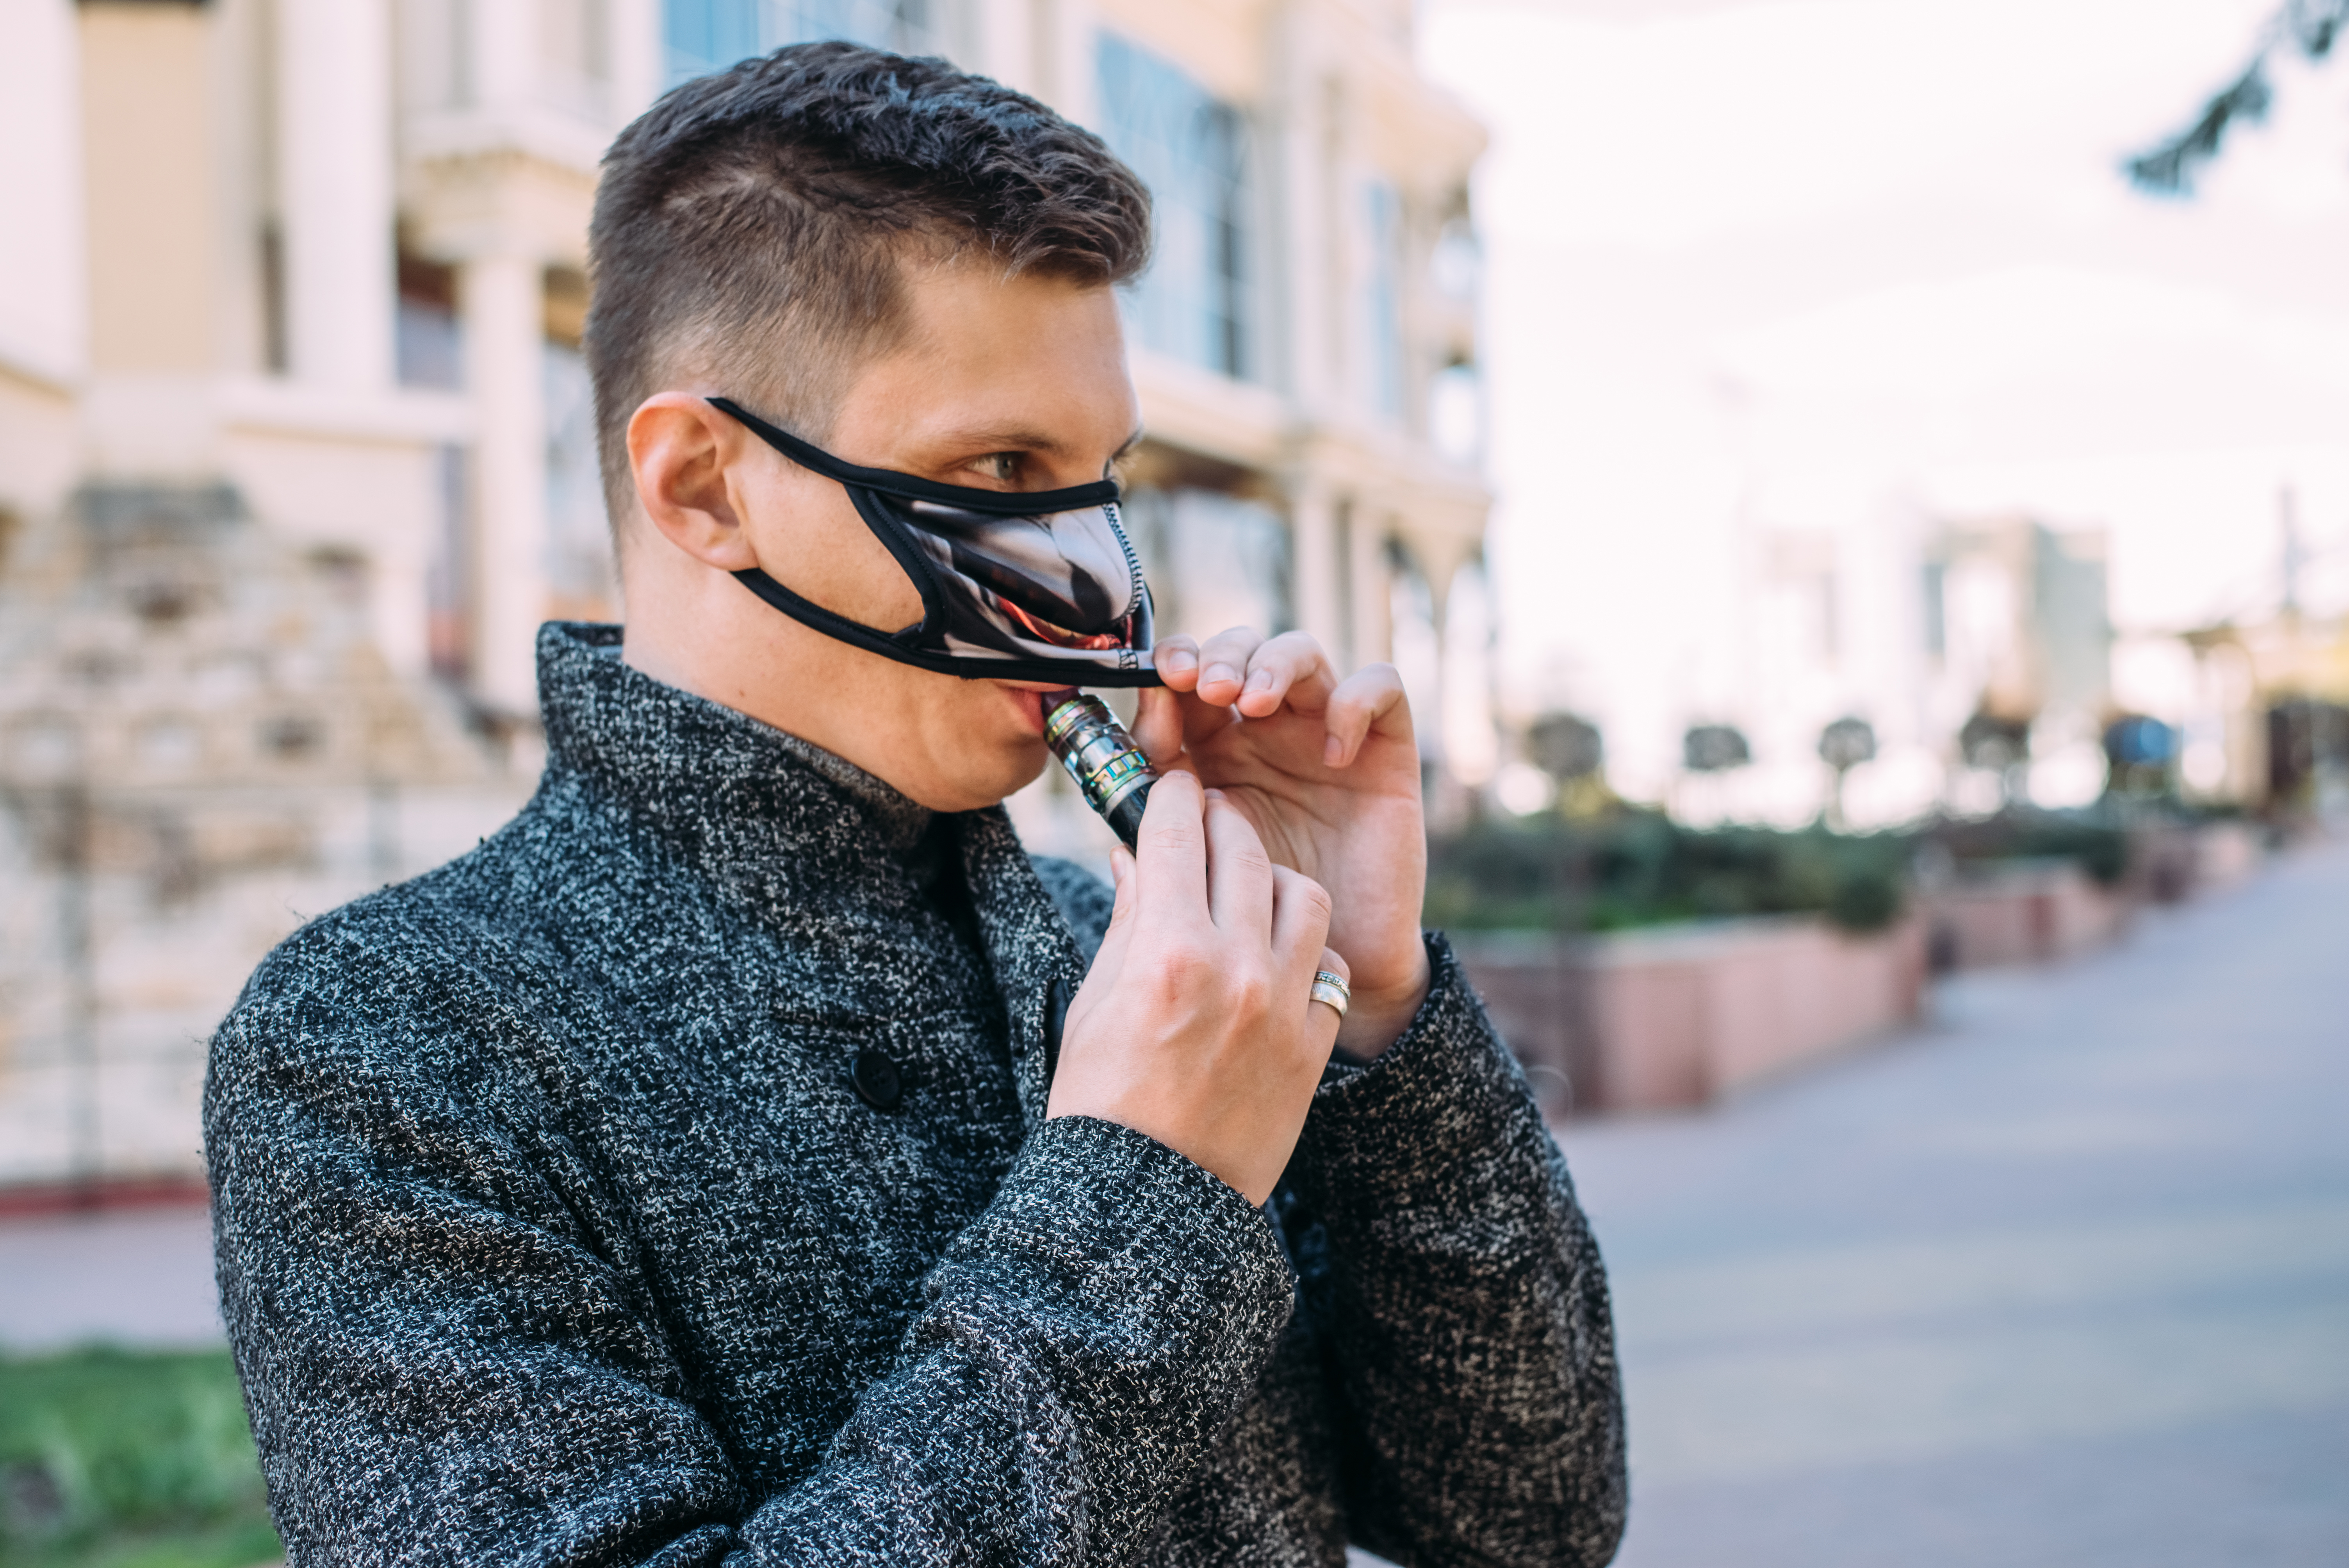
xmin=1041 ymin=690 xmax=1158 ymax=849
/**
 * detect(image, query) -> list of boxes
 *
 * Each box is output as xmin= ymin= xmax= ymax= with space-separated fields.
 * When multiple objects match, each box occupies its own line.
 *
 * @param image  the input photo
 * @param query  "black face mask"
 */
xmin=708 ymin=397 xmax=1162 ymax=687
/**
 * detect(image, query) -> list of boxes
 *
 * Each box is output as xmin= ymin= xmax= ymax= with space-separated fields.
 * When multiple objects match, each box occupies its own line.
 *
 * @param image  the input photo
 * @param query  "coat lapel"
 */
xmin=957 ymin=807 xmax=1090 ymax=1133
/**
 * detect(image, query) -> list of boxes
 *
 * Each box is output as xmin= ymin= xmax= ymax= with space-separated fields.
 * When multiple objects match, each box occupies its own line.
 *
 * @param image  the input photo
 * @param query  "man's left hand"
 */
xmin=1134 ymin=629 xmax=1430 ymax=1058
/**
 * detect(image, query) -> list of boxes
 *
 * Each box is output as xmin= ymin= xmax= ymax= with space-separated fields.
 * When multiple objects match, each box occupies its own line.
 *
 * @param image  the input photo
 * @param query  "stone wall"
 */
xmin=0 ymin=484 xmax=529 ymax=1190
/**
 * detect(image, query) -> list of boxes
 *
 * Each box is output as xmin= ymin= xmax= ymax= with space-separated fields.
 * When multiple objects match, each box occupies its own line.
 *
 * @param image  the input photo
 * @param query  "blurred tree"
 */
xmin=1527 ymin=711 xmax=1615 ymax=816
xmin=1818 ymin=715 xmax=1877 ymax=829
xmin=1682 ymin=723 xmax=1750 ymax=772
xmin=1958 ymin=711 xmax=2029 ymax=770
xmin=1959 ymin=709 xmax=2032 ymax=809
xmin=2103 ymin=714 xmax=2180 ymax=798
xmin=2128 ymin=0 xmax=2347 ymax=193
xmin=1529 ymin=712 xmax=1604 ymax=782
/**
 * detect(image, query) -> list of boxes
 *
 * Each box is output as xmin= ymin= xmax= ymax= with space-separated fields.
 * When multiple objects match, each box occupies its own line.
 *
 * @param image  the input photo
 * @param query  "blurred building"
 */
xmin=1658 ymin=510 xmax=2114 ymax=829
xmin=1923 ymin=518 xmax=2113 ymax=813
xmin=2 ymin=0 xmax=1487 ymax=720
xmin=2178 ymin=611 xmax=2349 ymax=815
xmin=0 ymin=0 xmax=1488 ymax=1186
xmin=1714 ymin=501 xmax=2349 ymax=826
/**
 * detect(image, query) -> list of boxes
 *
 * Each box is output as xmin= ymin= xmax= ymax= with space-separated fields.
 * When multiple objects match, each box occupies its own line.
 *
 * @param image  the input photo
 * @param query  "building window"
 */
xmin=396 ymin=251 xmax=463 ymax=391
xmin=1428 ymin=361 xmax=1480 ymax=464
xmin=543 ymin=0 xmax=613 ymax=119
xmin=1362 ymin=178 xmax=1406 ymax=421
xmin=1095 ymin=32 xmax=1250 ymax=381
xmin=664 ymin=0 xmax=938 ymax=88
xmin=544 ymin=267 xmax=618 ymax=622
xmin=1122 ymin=486 xmax=1290 ymax=638
xmin=545 ymin=340 xmax=617 ymax=620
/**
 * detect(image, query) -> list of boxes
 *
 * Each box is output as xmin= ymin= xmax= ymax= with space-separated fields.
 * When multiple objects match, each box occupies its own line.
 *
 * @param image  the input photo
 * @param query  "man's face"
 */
xmin=702 ymin=262 xmax=1142 ymax=812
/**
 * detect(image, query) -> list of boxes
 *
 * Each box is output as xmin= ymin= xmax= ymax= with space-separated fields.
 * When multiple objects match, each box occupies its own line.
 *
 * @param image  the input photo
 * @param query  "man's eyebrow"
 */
xmin=933 ymin=424 xmax=1147 ymax=460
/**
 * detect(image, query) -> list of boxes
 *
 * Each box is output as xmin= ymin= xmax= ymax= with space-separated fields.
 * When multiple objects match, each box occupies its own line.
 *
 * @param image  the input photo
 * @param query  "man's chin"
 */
xmin=918 ymin=725 xmax=1051 ymax=815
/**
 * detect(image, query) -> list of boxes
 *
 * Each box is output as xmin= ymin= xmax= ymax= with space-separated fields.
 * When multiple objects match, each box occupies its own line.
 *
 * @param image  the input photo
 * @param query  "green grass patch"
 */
xmin=0 ymin=1349 xmax=280 ymax=1568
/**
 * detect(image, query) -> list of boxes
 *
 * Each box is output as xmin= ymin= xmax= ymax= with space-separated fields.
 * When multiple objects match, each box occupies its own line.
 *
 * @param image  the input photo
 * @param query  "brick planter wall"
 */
xmin=1923 ymin=859 xmax=2128 ymax=971
xmin=1455 ymin=915 xmax=1928 ymax=1117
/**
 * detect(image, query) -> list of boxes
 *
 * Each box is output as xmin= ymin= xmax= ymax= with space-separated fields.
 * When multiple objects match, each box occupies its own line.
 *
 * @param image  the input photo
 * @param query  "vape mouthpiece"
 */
xmin=1041 ymin=690 xmax=1157 ymax=849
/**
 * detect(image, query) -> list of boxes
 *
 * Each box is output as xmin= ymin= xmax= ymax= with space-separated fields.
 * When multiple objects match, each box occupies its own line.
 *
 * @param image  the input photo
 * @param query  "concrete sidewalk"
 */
xmin=1563 ymin=839 xmax=2349 ymax=1567
xmin=0 ymin=1201 xmax=221 ymax=1352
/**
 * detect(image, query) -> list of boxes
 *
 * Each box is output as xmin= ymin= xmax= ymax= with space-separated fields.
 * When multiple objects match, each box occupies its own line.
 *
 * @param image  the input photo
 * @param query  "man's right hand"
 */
xmin=1047 ymin=770 xmax=1347 ymax=1206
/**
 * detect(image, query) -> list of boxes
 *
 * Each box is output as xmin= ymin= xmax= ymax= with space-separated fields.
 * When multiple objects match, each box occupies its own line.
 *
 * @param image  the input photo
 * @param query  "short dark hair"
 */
xmin=585 ymin=42 xmax=1153 ymax=535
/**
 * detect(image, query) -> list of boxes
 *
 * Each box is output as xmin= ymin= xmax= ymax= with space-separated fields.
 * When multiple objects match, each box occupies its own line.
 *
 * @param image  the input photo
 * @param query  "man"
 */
xmin=207 ymin=41 xmax=1625 ymax=1568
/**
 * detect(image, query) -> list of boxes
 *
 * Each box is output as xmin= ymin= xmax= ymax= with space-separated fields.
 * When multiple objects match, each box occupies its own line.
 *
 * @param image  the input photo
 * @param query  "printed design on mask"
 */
xmin=897 ymin=494 xmax=1149 ymax=665
xmin=708 ymin=397 xmax=1161 ymax=686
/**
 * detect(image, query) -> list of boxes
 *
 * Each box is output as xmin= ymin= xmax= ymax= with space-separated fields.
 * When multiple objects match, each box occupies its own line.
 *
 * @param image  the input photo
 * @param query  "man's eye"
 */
xmin=968 ymin=453 xmax=1021 ymax=484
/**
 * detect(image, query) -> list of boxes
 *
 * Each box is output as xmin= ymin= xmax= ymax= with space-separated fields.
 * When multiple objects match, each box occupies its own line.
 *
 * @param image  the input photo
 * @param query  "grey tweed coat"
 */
xmin=205 ymin=623 xmax=1625 ymax=1568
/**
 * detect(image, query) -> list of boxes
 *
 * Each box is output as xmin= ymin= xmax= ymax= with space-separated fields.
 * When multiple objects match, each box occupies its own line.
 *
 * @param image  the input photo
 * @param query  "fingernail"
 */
xmin=1203 ymin=663 xmax=1239 ymax=688
xmin=1325 ymin=736 xmax=1345 ymax=766
xmin=1203 ymin=787 xmax=1226 ymax=803
xmin=1246 ymin=669 xmax=1274 ymax=693
xmin=1160 ymin=647 xmax=1198 ymax=673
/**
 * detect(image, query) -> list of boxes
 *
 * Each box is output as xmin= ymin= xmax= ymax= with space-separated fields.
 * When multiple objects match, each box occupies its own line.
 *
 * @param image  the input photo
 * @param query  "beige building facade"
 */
xmin=0 ymin=0 xmax=1489 ymax=1187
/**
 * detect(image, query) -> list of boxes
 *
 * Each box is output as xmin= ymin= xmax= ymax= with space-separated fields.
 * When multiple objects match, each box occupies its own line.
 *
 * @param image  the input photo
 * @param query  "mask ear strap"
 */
xmin=700 ymin=397 xmax=952 ymax=647
xmin=733 ymin=565 xmax=930 ymax=661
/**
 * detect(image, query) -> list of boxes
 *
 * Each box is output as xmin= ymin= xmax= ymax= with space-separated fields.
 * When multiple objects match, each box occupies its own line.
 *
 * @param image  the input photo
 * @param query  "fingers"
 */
xmin=1131 ymin=684 xmax=1196 ymax=770
xmin=1175 ymin=628 xmax=1338 ymax=720
xmin=1269 ymin=864 xmax=1335 ymax=991
xmin=1146 ymin=625 xmax=1380 ymax=776
xmin=1273 ymin=868 xmax=1339 ymax=1065
xmin=1153 ymin=633 xmax=1202 ymax=691
xmin=1235 ymin=631 xmax=1339 ymax=720
xmin=1322 ymin=663 xmax=1413 ymax=768
xmin=1133 ymin=768 xmax=1208 ymax=922
xmin=1192 ymin=627 xmax=1265 ymax=706
xmin=1081 ymin=844 xmax=1141 ymax=990
xmin=1202 ymin=789 xmax=1274 ymax=940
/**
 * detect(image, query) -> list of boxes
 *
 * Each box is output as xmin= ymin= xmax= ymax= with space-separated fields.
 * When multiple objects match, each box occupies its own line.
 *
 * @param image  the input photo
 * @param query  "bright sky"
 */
xmin=1421 ymin=0 xmax=2349 ymax=795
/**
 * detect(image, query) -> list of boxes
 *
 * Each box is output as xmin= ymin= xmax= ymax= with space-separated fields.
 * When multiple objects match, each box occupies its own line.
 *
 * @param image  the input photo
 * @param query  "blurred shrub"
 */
xmin=1426 ymin=805 xmax=2153 ymax=936
xmin=0 ymin=1349 xmax=279 ymax=1568
xmin=1425 ymin=810 xmax=1910 ymax=934
xmin=1924 ymin=809 xmax=2131 ymax=887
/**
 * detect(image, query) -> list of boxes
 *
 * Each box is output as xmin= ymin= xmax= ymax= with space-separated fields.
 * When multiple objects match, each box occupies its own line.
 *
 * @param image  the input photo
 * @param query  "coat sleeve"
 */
xmin=205 ymin=915 xmax=1295 ymax=1568
xmin=1277 ymin=933 xmax=1628 ymax=1568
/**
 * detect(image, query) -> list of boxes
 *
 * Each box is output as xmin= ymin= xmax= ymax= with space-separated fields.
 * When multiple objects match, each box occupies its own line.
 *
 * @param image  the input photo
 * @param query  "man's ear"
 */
xmin=629 ymin=394 xmax=761 ymax=571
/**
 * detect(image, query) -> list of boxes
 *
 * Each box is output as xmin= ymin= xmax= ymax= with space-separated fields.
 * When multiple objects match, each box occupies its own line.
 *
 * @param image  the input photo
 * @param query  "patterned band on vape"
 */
xmin=1041 ymin=692 xmax=1158 ymax=848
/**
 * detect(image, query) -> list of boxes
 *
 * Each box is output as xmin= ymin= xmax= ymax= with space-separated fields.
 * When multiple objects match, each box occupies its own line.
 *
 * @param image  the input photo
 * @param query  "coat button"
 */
xmin=1043 ymin=977 xmax=1073 ymax=1082
xmin=849 ymin=1049 xmax=902 ymax=1110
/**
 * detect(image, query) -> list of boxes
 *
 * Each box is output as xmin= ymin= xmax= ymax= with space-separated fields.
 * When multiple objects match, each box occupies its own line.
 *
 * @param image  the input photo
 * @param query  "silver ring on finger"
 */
xmin=1309 ymin=969 xmax=1351 ymax=1020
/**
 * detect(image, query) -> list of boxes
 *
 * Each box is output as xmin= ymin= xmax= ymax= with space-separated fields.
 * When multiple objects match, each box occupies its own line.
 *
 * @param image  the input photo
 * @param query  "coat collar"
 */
xmin=534 ymin=622 xmax=1085 ymax=1128
xmin=537 ymin=622 xmax=931 ymax=874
